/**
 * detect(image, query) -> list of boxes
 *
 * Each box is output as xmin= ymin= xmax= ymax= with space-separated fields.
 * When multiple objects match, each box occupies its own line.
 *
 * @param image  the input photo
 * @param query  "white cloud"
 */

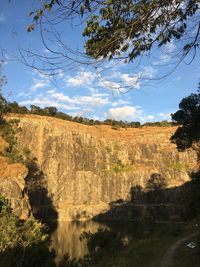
xmin=121 ymin=74 xmax=140 ymax=88
xmin=72 ymin=108 xmax=93 ymax=117
xmin=58 ymin=72 xmax=65 ymax=78
xmin=107 ymin=105 xmax=172 ymax=123
xmin=141 ymin=115 xmax=155 ymax=122
xmin=75 ymin=95 xmax=109 ymax=106
xmin=31 ymin=82 xmax=47 ymax=92
xmin=19 ymin=97 xmax=78 ymax=111
xmin=66 ymin=71 xmax=95 ymax=87
xmin=165 ymin=41 xmax=176 ymax=53
xmin=107 ymin=106 xmax=143 ymax=121
xmin=98 ymin=72 xmax=140 ymax=91
xmin=47 ymin=90 xmax=109 ymax=107
xmin=111 ymin=99 xmax=131 ymax=107
xmin=158 ymin=112 xmax=171 ymax=120
xmin=160 ymin=54 xmax=172 ymax=63
xmin=92 ymin=92 xmax=110 ymax=97
xmin=174 ymin=76 xmax=182 ymax=82
xmin=19 ymin=85 xmax=110 ymax=116
xmin=141 ymin=66 xmax=157 ymax=79
xmin=47 ymin=90 xmax=75 ymax=104
xmin=98 ymin=79 xmax=121 ymax=90
xmin=160 ymin=41 xmax=176 ymax=62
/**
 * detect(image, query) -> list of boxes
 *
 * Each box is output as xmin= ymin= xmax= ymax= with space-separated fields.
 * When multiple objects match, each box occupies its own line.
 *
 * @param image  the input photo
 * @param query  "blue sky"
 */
xmin=0 ymin=0 xmax=200 ymax=122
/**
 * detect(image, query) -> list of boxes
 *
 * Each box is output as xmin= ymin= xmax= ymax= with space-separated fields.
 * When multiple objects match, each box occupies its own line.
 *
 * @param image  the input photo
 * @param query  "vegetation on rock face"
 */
xmin=0 ymin=117 xmax=32 ymax=164
xmin=0 ymin=95 xmax=7 ymax=120
xmin=107 ymin=162 xmax=134 ymax=173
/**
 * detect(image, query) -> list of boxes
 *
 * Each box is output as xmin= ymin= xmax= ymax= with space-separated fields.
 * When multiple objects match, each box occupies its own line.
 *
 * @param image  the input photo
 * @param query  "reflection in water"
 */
xmin=51 ymin=220 xmax=107 ymax=262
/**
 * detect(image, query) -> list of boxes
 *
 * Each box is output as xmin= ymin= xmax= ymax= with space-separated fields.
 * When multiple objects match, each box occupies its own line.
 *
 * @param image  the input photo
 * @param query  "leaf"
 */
xmin=44 ymin=3 xmax=53 ymax=11
xmin=28 ymin=11 xmax=34 ymax=17
xmin=183 ymin=43 xmax=192 ymax=52
xmin=34 ymin=15 xmax=39 ymax=22
xmin=27 ymin=23 xmax=35 ymax=32
xmin=85 ymin=0 xmax=91 ymax=12
xmin=37 ymin=9 xmax=43 ymax=17
xmin=80 ymin=4 xmax=85 ymax=17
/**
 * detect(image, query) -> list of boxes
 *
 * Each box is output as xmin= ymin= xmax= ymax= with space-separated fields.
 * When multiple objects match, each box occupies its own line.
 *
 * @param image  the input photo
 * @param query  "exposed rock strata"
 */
xmin=10 ymin=115 xmax=198 ymax=220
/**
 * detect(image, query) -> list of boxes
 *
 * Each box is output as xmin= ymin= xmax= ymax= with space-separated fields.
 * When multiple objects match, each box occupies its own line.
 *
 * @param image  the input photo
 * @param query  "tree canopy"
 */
xmin=28 ymin=0 xmax=200 ymax=69
xmin=171 ymin=85 xmax=200 ymax=157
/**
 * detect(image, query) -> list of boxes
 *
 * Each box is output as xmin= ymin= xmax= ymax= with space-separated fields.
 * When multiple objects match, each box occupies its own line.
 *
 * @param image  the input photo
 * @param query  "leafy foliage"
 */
xmin=170 ymin=85 xmax=200 ymax=218
xmin=171 ymin=86 xmax=200 ymax=154
xmin=83 ymin=0 xmax=200 ymax=61
xmin=0 ymin=119 xmax=28 ymax=163
xmin=0 ymin=196 xmax=57 ymax=267
xmin=28 ymin=1 xmax=200 ymax=63
xmin=5 ymin=98 xmax=174 ymax=128
xmin=7 ymin=101 xmax=28 ymax=114
xmin=58 ymin=254 xmax=79 ymax=267
xmin=80 ymin=228 xmax=123 ymax=265
xmin=0 ymin=94 xmax=8 ymax=120
xmin=0 ymin=212 xmax=47 ymax=253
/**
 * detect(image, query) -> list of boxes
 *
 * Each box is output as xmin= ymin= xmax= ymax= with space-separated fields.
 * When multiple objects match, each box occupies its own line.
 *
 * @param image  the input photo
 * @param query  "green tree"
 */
xmin=28 ymin=0 xmax=200 ymax=66
xmin=171 ymin=86 xmax=200 ymax=156
xmin=7 ymin=101 xmax=29 ymax=114
xmin=0 ymin=94 xmax=7 ymax=120
xmin=44 ymin=106 xmax=58 ymax=116
xmin=0 ymin=195 xmax=56 ymax=267
xmin=171 ymin=86 xmax=200 ymax=217
xmin=30 ymin=105 xmax=43 ymax=114
xmin=80 ymin=228 xmax=123 ymax=265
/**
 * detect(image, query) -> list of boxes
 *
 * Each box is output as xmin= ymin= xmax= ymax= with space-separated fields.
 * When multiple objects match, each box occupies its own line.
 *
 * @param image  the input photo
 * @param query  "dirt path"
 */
xmin=160 ymin=233 xmax=197 ymax=267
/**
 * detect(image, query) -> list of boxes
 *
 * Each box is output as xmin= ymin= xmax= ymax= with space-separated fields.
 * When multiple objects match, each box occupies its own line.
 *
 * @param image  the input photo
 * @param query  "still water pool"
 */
xmin=51 ymin=220 xmax=148 ymax=263
xmin=51 ymin=220 xmax=107 ymax=262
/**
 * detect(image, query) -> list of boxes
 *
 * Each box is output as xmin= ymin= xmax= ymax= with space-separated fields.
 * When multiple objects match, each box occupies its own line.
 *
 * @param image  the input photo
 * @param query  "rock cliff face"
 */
xmin=11 ymin=115 xmax=197 ymax=220
xmin=0 ymin=136 xmax=30 ymax=219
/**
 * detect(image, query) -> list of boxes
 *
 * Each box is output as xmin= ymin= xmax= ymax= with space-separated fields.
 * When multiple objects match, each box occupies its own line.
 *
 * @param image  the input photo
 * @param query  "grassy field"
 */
xmin=173 ymin=233 xmax=200 ymax=267
xmin=92 ymin=222 xmax=200 ymax=267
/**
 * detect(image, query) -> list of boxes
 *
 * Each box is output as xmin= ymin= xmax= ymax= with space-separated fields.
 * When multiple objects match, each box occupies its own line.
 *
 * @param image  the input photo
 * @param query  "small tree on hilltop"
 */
xmin=0 ymin=95 xmax=7 ymax=120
